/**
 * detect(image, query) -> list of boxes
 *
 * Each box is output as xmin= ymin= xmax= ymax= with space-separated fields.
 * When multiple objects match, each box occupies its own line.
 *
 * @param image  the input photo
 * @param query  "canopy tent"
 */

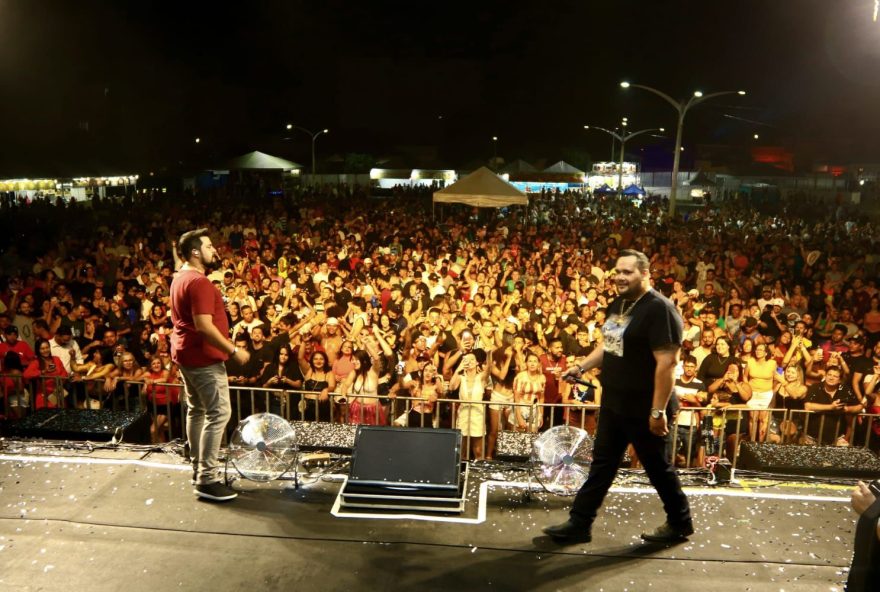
xmin=433 ymin=166 xmax=527 ymax=208
xmin=501 ymin=159 xmax=538 ymax=175
xmin=594 ymin=183 xmax=615 ymax=194
xmin=542 ymin=161 xmax=585 ymax=175
xmin=622 ymin=183 xmax=646 ymax=196
xmin=226 ymin=151 xmax=303 ymax=171
xmin=685 ymin=170 xmax=717 ymax=188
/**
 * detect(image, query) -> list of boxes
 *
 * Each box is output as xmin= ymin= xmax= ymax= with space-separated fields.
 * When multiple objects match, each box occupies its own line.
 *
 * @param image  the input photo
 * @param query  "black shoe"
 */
xmin=640 ymin=521 xmax=694 ymax=543
xmin=194 ymin=481 xmax=238 ymax=502
xmin=542 ymin=520 xmax=592 ymax=543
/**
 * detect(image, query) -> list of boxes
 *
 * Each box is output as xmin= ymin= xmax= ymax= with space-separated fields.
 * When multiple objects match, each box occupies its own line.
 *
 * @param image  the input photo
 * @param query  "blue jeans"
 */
xmin=180 ymin=363 xmax=232 ymax=485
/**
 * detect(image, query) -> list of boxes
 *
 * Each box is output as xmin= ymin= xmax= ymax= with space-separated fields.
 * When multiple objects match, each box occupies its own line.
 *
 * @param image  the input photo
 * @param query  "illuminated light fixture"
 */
xmin=680 ymin=147 xmax=685 ymax=151
xmin=492 ymin=136 xmax=498 ymax=141
xmin=738 ymin=90 xmax=746 ymax=95
xmin=694 ymin=91 xmax=704 ymax=97
xmin=286 ymin=124 xmax=292 ymax=130
xmin=620 ymin=81 xmax=631 ymax=88
xmin=194 ymin=137 xmax=201 ymax=143
xmin=754 ymin=134 xmax=760 ymax=139
xmin=875 ymin=0 xmax=878 ymax=22
xmin=860 ymin=179 xmax=866 ymax=186
xmin=323 ymin=129 xmax=329 ymax=133
xmin=659 ymin=127 xmax=666 ymax=132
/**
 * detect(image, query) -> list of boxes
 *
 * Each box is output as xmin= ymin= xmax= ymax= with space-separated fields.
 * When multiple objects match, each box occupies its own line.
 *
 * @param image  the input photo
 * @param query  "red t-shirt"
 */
xmin=170 ymin=270 xmax=229 ymax=368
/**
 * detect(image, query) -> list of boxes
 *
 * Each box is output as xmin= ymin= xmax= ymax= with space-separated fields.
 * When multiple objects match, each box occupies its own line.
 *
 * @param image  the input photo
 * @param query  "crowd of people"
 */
xmin=0 ymin=184 xmax=878 ymax=459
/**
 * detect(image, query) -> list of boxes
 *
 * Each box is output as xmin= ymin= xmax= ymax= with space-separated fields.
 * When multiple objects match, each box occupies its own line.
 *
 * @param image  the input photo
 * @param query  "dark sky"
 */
xmin=1 ymin=0 xmax=879 ymax=174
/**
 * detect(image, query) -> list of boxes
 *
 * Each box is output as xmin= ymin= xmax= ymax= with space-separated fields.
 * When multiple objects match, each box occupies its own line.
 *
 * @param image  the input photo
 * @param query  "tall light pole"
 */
xmin=286 ymin=124 xmax=329 ymax=177
xmin=584 ymin=122 xmax=664 ymax=196
xmin=620 ymin=82 xmax=745 ymax=217
xmin=492 ymin=136 xmax=498 ymax=168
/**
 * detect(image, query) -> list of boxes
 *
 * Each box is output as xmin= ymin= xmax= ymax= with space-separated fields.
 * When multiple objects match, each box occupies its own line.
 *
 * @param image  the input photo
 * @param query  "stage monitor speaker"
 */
xmin=738 ymin=442 xmax=880 ymax=479
xmin=346 ymin=426 xmax=462 ymax=498
xmin=7 ymin=408 xmax=151 ymax=444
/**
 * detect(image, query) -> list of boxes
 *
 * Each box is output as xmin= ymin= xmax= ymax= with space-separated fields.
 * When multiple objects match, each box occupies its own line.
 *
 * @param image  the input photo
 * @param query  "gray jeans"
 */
xmin=179 ymin=362 xmax=232 ymax=485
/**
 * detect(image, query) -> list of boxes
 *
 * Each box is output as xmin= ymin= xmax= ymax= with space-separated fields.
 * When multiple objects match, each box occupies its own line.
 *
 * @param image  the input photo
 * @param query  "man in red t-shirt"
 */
xmin=171 ymin=228 xmax=250 ymax=502
xmin=0 ymin=326 xmax=36 ymax=370
xmin=539 ymin=338 xmax=568 ymax=429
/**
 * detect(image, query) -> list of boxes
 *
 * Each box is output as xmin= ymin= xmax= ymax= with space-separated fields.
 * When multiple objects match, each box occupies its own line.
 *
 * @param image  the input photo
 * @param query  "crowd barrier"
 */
xmin=2 ymin=373 xmax=879 ymax=471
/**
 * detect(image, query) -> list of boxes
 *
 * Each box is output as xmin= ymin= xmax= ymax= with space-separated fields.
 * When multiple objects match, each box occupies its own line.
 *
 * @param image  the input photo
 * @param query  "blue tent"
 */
xmin=594 ymin=183 xmax=614 ymax=193
xmin=622 ymin=183 xmax=646 ymax=196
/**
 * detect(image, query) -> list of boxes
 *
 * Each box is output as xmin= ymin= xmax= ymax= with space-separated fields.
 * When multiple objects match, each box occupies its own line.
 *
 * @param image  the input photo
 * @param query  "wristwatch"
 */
xmin=650 ymin=408 xmax=664 ymax=420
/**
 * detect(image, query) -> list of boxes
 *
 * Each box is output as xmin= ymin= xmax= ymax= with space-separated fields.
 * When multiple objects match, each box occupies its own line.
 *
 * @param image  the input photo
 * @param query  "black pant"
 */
xmin=570 ymin=407 xmax=691 ymax=528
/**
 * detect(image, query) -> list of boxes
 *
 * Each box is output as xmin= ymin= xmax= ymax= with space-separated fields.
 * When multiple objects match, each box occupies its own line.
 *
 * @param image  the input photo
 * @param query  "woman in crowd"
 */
xmin=406 ymin=361 xmax=444 ymax=428
xmin=448 ymin=350 xmax=492 ymax=460
xmin=75 ymin=349 xmax=116 ymax=408
xmin=332 ymin=339 xmax=356 ymax=385
xmin=487 ymin=337 xmax=523 ymax=459
xmin=259 ymin=344 xmax=303 ymax=417
xmin=511 ymin=352 xmax=546 ymax=433
xmin=24 ymin=338 xmax=69 ymax=409
xmin=104 ymin=352 xmax=145 ymax=411
xmin=143 ymin=356 xmax=181 ymax=443
xmin=698 ymin=336 xmax=740 ymax=386
xmin=745 ymin=342 xmax=778 ymax=442
xmin=769 ymin=330 xmax=792 ymax=368
xmin=737 ymin=337 xmax=755 ymax=367
xmin=342 ymin=349 xmax=385 ymax=426
xmin=773 ymin=365 xmax=808 ymax=443
xmin=863 ymin=296 xmax=880 ymax=349
xmin=298 ymin=348 xmax=335 ymax=422
xmin=708 ymin=361 xmax=753 ymax=458
xmin=106 ymin=300 xmax=132 ymax=343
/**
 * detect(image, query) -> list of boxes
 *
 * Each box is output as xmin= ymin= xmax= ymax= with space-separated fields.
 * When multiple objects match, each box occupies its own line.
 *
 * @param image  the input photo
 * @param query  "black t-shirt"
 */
xmin=697 ymin=353 xmax=740 ymax=385
xmin=599 ymin=289 xmax=683 ymax=418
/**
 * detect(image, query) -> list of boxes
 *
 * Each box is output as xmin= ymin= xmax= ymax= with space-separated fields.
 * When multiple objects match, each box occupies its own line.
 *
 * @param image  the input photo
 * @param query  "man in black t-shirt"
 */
xmin=804 ymin=366 xmax=864 ymax=445
xmin=544 ymin=250 xmax=693 ymax=544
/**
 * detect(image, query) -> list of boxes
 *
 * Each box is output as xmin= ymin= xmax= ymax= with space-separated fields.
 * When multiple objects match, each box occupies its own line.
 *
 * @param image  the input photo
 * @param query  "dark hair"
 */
xmin=178 ymin=228 xmax=210 ymax=261
xmin=274 ymin=345 xmax=292 ymax=365
xmin=309 ymin=350 xmax=329 ymax=371
xmin=353 ymin=349 xmax=372 ymax=376
xmin=618 ymin=249 xmax=650 ymax=273
xmin=3 ymin=350 xmax=24 ymax=372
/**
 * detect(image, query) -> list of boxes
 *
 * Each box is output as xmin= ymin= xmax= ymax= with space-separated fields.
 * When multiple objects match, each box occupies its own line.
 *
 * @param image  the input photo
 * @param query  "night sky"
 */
xmin=1 ymin=0 xmax=878 ymax=175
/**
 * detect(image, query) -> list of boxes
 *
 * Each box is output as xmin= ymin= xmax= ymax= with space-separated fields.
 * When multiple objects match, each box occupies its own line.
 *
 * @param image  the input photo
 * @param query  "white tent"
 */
xmin=432 ymin=166 xmax=528 ymax=208
xmin=543 ymin=161 xmax=585 ymax=175
xmin=226 ymin=151 xmax=303 ymax=171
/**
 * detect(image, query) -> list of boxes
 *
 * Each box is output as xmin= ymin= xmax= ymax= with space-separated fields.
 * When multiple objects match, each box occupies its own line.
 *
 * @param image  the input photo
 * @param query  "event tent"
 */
xmin=226 ymin=151 xmax=303 ymax=171
xmin=542 ymin=161 xmax=585 ymax=175
xmin=432 ymin=166 xmax=527 ymax=208
xmin=594 ymin=183 xmax=615 ymax=194
xmin=622 ymin=183 xmax=646 ymax=196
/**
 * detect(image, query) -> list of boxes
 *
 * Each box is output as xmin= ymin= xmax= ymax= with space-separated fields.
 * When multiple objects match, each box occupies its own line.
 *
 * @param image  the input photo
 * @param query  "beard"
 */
xmin=202 ymin=255 xmax=221 ymax=272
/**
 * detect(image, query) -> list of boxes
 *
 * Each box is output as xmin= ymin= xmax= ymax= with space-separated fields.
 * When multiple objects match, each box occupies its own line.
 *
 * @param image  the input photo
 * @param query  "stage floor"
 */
xmin=0 ymin=442 xmax=858 ymax=592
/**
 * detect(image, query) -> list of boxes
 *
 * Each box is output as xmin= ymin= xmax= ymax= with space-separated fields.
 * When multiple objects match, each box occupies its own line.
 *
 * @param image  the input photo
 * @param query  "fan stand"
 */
xmin=224 ymin=440 xmax=300 ymax=489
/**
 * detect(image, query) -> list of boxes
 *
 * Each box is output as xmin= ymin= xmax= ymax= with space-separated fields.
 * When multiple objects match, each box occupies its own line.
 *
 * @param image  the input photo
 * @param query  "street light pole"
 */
xmin=620 ymin=82 xmax=745 ymax=217
xmin=584 ymin=123 xmax=665 ymax=196
xmin=286 ymin=124 xmax=329 ymax=178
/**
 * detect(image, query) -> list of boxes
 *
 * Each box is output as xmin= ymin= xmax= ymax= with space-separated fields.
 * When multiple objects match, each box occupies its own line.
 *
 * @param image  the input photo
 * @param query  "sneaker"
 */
xmin=194 ymin=481 xmax=238 ymax=502
xmin=542 ymin=519 xmax=592 ymax=543
xmin=640 ymin=521 xmax=694 ymax=543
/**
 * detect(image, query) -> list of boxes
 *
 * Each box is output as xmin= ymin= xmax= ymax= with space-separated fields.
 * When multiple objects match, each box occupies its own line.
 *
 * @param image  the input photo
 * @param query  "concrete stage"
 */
xmin=0 ymin=441 xmax=858 ymax=592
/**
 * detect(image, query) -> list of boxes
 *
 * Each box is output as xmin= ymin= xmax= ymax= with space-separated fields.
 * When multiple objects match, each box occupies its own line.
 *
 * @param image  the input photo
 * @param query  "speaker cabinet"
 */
xmin=340 ymin=426 xmax=467 ymax=512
